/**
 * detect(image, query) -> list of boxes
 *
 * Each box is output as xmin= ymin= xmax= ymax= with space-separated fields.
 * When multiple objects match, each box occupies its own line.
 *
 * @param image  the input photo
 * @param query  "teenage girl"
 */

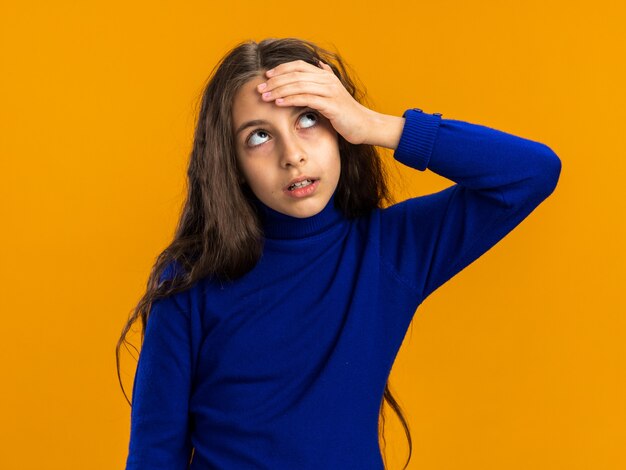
xmin=117 ymin=37 xmax=561 ymax=470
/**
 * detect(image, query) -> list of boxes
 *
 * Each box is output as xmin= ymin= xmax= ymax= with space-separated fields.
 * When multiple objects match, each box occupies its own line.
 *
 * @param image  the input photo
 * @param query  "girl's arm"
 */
xmin=376 ymin=108 xmax=561 ymax=302
xmin=125 ymin=294 xmax=194 ymax=469
xmin=255 ymin=60 xmax=561 ymax=303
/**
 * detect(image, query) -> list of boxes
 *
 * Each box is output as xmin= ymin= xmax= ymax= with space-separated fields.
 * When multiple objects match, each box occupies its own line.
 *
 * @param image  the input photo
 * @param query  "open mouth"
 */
xmin=288 ymin=179 xmax=317 ymax=191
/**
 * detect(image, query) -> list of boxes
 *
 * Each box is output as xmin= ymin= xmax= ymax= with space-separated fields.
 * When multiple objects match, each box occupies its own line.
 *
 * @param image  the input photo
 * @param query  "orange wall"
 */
xmin=1 ymin=1 xmax=624 ymax=469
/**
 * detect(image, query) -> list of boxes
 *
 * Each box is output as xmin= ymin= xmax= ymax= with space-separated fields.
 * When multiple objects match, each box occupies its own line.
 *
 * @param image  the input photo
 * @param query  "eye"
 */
xmin=246 ymin=129 xmax=269 ymax=147
xmin=244 ymin=111 xmax=320 ymax=148
xmin=299 ymin=111 xmax=318 ymax=129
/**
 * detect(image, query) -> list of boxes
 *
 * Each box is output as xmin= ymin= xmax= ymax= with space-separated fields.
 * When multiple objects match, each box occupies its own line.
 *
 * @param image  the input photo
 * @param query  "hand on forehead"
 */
xmin=251 ymin=58 xmax=372 ymax=146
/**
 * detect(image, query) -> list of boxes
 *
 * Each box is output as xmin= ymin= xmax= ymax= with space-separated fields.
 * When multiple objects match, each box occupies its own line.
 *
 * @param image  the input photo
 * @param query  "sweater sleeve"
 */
xmin=125 ymin=294 xmax=193 ymax=470
xmin=380 ymin=108 xmax=562 ymax=303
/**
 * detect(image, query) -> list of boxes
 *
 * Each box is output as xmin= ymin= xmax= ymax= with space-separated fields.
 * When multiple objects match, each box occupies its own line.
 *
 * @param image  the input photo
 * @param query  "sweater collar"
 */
xmin=249 ymin=190 xmax=345 ymax=240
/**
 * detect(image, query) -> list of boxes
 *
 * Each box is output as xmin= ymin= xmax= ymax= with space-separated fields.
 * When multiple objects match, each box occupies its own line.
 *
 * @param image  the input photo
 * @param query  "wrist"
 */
xmin=362 ymin=109 xmax=405 ymax=150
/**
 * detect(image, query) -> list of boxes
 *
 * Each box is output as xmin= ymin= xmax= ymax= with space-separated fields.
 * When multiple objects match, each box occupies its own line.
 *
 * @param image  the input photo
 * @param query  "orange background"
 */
xmin=1 ymin=1 xmax=624 ymax=469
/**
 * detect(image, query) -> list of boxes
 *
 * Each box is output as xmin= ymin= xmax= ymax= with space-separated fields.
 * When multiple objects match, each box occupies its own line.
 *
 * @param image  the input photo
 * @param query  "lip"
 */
xmin=283 ymin=175 xmax=318 ymax=191
xmin=283 ymin=179 xmax=320 ymax=198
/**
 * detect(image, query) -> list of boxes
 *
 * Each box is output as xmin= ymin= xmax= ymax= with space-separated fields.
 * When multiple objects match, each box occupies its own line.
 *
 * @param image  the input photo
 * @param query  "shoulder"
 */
xmin=158 ymin=259 xmax=186 ymax=285
xmin=380 ymin=187 xmax=457 ymax=220
xmin=152 ymin=260 xmax=208 ymax=321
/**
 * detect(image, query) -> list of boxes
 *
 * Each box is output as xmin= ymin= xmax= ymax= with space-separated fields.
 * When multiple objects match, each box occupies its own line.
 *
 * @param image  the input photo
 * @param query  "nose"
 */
xmin=280 ymin=133 xmax=307 ymax=168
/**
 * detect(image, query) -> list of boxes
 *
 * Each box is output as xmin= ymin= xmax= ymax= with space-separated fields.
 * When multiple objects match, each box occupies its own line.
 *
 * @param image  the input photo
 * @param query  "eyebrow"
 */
xmin=234 ymin=106 xmax=311 ymax=137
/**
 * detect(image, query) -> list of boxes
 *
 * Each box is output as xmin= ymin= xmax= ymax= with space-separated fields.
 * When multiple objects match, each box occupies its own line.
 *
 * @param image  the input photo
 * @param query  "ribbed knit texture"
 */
xmin=251 ymin=190 xmax=345 ymax=240
xmin=126 ymin=108 xmax=561 ymax=470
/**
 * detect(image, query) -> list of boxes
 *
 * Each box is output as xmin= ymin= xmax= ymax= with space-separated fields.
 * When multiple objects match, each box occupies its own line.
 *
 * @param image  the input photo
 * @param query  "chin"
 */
xmin=286 ymin=201 xmax=326 ymax=218
xmin=286 ymin=207 xmax=321 ymax=219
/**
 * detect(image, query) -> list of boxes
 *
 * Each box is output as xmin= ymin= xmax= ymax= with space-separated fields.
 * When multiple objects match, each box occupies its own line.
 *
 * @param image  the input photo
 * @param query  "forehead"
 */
xmin=231 ymin=75 xmax=285 ymax=128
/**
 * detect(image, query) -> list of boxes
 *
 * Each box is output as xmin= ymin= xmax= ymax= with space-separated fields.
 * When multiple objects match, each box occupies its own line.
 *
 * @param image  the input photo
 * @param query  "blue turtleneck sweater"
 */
xmin=125 ymin=108 xmax=561 ymax=469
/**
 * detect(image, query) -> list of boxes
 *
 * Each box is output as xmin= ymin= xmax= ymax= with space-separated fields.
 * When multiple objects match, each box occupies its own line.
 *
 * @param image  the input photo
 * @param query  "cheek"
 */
xmin=322 ymin=141 xmax=341 ymax=177
xmin=235 ymin=155 xmax=257 ymax=185
xmin=240 ymin=159 xmax=274 ymax=189
xmin=333 ymin=157 xmax=342 ymax=181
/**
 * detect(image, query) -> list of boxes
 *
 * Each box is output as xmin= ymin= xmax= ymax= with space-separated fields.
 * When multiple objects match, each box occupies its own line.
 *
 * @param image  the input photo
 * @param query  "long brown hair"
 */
xmin=116 ymin=37 xmax=413 ymax=469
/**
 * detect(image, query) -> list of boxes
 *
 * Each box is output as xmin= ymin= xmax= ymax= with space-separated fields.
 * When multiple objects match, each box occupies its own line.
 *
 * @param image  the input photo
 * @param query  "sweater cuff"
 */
xmin=393 ymin=108 xmax=442 ymax=171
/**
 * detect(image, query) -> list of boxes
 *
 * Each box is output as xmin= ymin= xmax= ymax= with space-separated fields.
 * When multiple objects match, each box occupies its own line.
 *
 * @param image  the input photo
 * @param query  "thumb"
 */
xmin=318 ymin=60 xmax=333 ymax=72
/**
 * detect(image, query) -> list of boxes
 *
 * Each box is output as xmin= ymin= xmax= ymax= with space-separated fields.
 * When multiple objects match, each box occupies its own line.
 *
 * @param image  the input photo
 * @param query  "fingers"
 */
xmin=259 ymin=81 xmax=332 ymax=103
xmin=259 ymin=59 xmax=334 ymax=92
xmin=257 ymin=59 xmax=339 ymax=107
xmin=265 ymin=59 xmax=325 ymax=78
xmin=258 ymin=64 xmax=333 ymax=93
xmin=256 ymin=59 xmax=345 ymax=125
xmin=270 ymin=93 xmax=328 ymax=111
xmin=257 ymin=72 xmax=329 ymax=97
xmin=318 ymin=61 xmax=334 ymax=72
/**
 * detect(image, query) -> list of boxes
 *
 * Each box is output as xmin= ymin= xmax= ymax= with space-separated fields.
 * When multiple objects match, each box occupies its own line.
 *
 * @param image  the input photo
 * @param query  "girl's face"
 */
xmin=232 ymin=75 xmax=341 ymax=219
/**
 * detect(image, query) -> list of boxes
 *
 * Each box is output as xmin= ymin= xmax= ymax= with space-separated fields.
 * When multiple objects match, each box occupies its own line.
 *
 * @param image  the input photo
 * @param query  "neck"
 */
xmin=249 ymin=191 xmax=345 ymax=240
